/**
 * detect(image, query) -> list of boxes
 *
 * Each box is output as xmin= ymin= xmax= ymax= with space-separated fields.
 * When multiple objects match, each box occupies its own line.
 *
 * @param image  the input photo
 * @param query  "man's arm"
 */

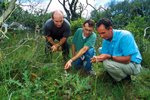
xmin=45 ymin=36 xmax=55 ymax=45
xmin=91 ymin=54 xmax=130 ymax=64
xmin=91 ymin=54 xmax=111 ymax=63
xmin=64 ymin=46 xmax=89 ymax=70
xmin=71 ymin=46 xmax=89 ymax=61
xmin=57 ymin=37 xmax=67 ymax=46
xmin=72 ymin=44 xmax=76 ymax=57
xmin=51 ymin=37 xmax=67 ymax=52
xmin=112 ymin=56 xmax=130 ymax=64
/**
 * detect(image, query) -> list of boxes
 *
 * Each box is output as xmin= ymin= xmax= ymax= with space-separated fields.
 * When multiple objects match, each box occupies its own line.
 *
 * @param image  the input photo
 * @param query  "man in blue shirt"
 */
xmin=91 ymin=18 xmax=142 ymax=82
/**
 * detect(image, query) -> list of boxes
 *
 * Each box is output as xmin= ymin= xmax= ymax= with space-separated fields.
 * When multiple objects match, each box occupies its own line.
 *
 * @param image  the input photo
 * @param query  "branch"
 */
xmin=58 ymin=0 xmax=63 ymax=5
xmin=74 ymin=0 xmax=78 ymax=12
xmin=85 ymin=0 xmax=106 ymax=12
xmin=0 ymin=24 xmax=9 ymax=39
xmin=58 ymin=0 xmax=71 ymax=20
xmin=43 ymin=0 xmax=52 ymax=14
xmin=86 ymin=0 xmax=97 ymax=11
xmin=144 ymin=27 xmax=150 ymax=37
xmin=0 ymin=0 xmax=17 ymax=26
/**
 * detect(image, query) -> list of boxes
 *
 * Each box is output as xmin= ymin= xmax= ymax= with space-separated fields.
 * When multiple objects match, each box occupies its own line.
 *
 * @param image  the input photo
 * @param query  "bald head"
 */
xmin=52 ymin=10 xmax=64 ymax=19
xmin=51 ymin=10 xmax=64 ymax=28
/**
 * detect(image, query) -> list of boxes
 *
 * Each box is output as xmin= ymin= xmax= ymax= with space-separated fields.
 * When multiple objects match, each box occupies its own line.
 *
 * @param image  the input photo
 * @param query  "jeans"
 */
xmin=73 ymin=48 xmax=95 ymax=71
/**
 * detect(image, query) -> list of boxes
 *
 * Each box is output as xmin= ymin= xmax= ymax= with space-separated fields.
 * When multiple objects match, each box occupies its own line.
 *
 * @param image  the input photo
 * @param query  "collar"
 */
xmin=82 ymin=32 xmax=86 ymax=39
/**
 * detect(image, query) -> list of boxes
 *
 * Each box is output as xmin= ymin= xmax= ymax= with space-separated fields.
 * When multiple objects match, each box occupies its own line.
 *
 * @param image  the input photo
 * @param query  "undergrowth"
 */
xmin=0 ymin=31 xmax=150 ymax=100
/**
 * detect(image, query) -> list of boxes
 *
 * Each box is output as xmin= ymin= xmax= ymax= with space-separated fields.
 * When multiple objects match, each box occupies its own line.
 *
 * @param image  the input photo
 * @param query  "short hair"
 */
xmin=96 ymin=18 xmax=112 ymax=29
xmin=83 ymin=19 xmax=95 ymax=27
xmin=51 ymin=10 xmax=64 ymax=19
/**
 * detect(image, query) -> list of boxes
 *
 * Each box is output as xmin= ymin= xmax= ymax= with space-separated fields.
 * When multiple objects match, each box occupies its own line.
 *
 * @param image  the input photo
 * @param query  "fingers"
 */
xmin=64 ymin=62 xmax=71 ymax=70
xmin=51 ymin=45 xmax=57 ymax=52
xmin=64 ymin=64 xmax=70 ymax=70
xmin=91 ymin=56 xmax=97 ymax=63
xmin=64 ymin=59 xmax=72 ymax=70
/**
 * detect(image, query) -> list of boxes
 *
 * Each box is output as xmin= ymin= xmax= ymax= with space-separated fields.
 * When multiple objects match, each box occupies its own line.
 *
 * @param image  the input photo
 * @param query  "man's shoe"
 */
xmin=122 ymin=75 xmax=132 ymax=84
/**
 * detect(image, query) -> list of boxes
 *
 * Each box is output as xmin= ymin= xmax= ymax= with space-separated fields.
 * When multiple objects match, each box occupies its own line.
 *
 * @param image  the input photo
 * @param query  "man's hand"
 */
xmin=51 ymin=44 xmax=60 ymax=52
xmin=91 ymin=56 xmax=98 ymax=63
xmin=64 ymin=59 xmax=73 ymax=70
xmin=91 ymin=54 xmax=111 ymax=63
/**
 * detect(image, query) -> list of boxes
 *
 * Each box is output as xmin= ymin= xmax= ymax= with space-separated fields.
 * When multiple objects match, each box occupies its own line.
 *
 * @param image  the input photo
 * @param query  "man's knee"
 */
xmin=103 ymin=60 xmax=111 ymax=69
xmin=85 ymin=48 xmax=95 ymax=57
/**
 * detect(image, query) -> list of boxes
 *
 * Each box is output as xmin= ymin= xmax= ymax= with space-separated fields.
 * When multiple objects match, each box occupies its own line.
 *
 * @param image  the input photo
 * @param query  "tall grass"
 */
xmin=0 ymin=31 xmax=150 ymax=99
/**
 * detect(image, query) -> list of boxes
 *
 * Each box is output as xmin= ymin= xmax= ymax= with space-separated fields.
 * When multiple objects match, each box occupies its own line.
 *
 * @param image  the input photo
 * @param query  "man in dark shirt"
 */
xmin=43 ymin=10 xmax=71 ymax=61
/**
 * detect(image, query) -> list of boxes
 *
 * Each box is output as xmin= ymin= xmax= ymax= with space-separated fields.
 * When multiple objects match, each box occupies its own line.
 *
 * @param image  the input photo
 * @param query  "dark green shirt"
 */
xmin=73 ymin=28 xmax=97 ymax=52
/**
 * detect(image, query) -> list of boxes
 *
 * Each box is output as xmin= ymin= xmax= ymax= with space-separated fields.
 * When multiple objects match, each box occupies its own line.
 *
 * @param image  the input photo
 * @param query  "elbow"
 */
xmin=124 ymin=57 xmax=131 ymax=64
xmin=82 ymin=47 xmax=89 ymax=53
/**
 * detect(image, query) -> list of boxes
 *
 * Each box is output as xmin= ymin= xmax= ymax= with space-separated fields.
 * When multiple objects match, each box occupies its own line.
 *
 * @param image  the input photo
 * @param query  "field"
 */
xmin=0 ymin=31 xmax=150 ymax=100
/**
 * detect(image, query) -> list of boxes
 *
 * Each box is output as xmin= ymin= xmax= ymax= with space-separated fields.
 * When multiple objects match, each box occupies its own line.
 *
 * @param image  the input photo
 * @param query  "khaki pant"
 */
xmin=103 ymin=59 xmax=142 ymax=81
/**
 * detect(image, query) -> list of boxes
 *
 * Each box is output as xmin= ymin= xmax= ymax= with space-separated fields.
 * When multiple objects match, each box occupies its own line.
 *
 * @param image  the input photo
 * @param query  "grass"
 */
xmin=0 ymin=31 xmax=150 ymax=100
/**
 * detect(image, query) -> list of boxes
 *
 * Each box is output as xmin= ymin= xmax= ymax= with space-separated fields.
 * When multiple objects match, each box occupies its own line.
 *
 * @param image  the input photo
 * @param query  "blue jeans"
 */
xmin=73 ymin=48 xmax=95 ymax=71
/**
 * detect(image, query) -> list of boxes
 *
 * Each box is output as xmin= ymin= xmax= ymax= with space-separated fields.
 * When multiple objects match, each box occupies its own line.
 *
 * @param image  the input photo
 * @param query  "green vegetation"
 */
xmin=0 ymin=0 xmax=150 ymax=99
xmin=0 ymin=28 xmax=150 ymax=99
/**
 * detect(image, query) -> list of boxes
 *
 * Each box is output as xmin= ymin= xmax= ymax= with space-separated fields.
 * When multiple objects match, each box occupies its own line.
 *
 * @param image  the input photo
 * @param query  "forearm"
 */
xmin=46 ymin=36 xmax=55 ymax=45
xmin=58 ymin=37 xmax=67 ymax=46
xmin=71 ymin=46 xmax=88 ymax=61
xmin=112 ymin=56 xmax=130 ymax=64
xmin=96 ymin=54 xmax=111 ymax=62
xmin=71 ymin=44 xmax=76 ymax=56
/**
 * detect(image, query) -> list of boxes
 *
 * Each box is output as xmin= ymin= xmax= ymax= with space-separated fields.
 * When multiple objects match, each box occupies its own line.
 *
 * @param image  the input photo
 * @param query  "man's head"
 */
xmin=82 ymin=19 xmax=95 ymax=37
xmin=51 ymin=10 xmax=64 ymax=28
xmin=96 ymin=18 xmax=113 ymax=40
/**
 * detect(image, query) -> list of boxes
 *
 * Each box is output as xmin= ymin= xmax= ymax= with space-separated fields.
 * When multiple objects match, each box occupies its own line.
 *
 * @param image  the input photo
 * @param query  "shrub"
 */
xmin=70 ymin=18 xmax=85 ymax=35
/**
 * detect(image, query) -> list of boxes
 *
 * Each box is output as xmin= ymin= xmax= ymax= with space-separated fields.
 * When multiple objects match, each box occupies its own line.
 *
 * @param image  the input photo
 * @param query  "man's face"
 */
xmin=83 ymin=23 xmax=94 ymax=37
xmin=97 ymin=24 xmax=113 ymax=40
xmin=53 ymin=15 xmax=64 ymax=28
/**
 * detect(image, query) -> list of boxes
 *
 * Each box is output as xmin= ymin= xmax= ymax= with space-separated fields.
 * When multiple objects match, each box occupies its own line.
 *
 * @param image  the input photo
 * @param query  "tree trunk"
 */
xmin=0 ymin=0 xmax=17 ymax=27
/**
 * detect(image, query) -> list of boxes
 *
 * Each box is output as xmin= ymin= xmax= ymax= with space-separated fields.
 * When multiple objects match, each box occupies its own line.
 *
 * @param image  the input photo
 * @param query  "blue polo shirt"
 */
xmin=101 ymin=29 xmax=142 ymax=64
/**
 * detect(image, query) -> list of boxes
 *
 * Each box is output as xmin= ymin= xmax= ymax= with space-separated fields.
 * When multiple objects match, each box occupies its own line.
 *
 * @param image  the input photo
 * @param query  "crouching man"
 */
xmin=91 ymin=18 xmax=142 ymax=83
xmin=64 ymin=19 xmax=97 ymax=75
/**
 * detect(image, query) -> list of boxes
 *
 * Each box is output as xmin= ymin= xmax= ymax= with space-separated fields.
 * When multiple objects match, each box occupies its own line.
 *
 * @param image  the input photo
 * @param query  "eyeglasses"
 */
xmin=84 ymin=28 xmax=93 ymax=33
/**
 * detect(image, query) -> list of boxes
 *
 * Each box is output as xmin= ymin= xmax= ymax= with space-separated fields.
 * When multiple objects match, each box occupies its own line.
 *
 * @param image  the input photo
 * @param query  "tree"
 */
xmin=0 ymin=0 xmax=16 ymax=27
xmin=58 ymin=0 xmax=89 ymax=21
xmin=7 ymin=0 xmax=52 ymax=29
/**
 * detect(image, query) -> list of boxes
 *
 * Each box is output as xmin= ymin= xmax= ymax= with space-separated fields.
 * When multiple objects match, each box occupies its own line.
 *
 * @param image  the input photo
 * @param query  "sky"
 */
xmin=20 ymin=0 xmax=123 ymax=18
xmin=39 ymin=0 xmax=110 ymax=12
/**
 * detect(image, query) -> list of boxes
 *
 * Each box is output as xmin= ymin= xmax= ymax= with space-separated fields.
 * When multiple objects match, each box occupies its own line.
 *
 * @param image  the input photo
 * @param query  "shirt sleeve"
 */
xmin=120 ymin=33 xmax=138 ymax=56
xmin=63 ymin=20 xmax=71 ymax=38
xmin=43 ymin=22 xmax=51 ymax=37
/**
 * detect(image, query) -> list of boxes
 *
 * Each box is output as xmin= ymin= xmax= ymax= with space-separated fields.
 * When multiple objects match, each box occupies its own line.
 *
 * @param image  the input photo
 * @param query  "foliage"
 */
xmin=124 ymin=16 xmax=150 ymax=68
xmin=0 ymin=27 xmax=150 ymax=99
xmin=0 ymin=0 xmax=9 ymax=11
xmin=70 ymin=18 xmax=85 ymax=34
xmin=124 ymin=16 xmax=149 ymax=37
xmin=7 ymin=5 xmax=51 ymax=30
xmin=58 ymin=0 xmax=85 ymax=21
xmin=0 ymin=0 xmax=150 ymax=99
xmin=90 ymin=0 xmax=150 ymax=29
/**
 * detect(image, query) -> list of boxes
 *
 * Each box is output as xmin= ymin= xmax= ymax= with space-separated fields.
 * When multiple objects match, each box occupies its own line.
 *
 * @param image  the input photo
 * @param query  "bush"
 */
xmin=70 ymin=18 xmax=85 ymax=35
